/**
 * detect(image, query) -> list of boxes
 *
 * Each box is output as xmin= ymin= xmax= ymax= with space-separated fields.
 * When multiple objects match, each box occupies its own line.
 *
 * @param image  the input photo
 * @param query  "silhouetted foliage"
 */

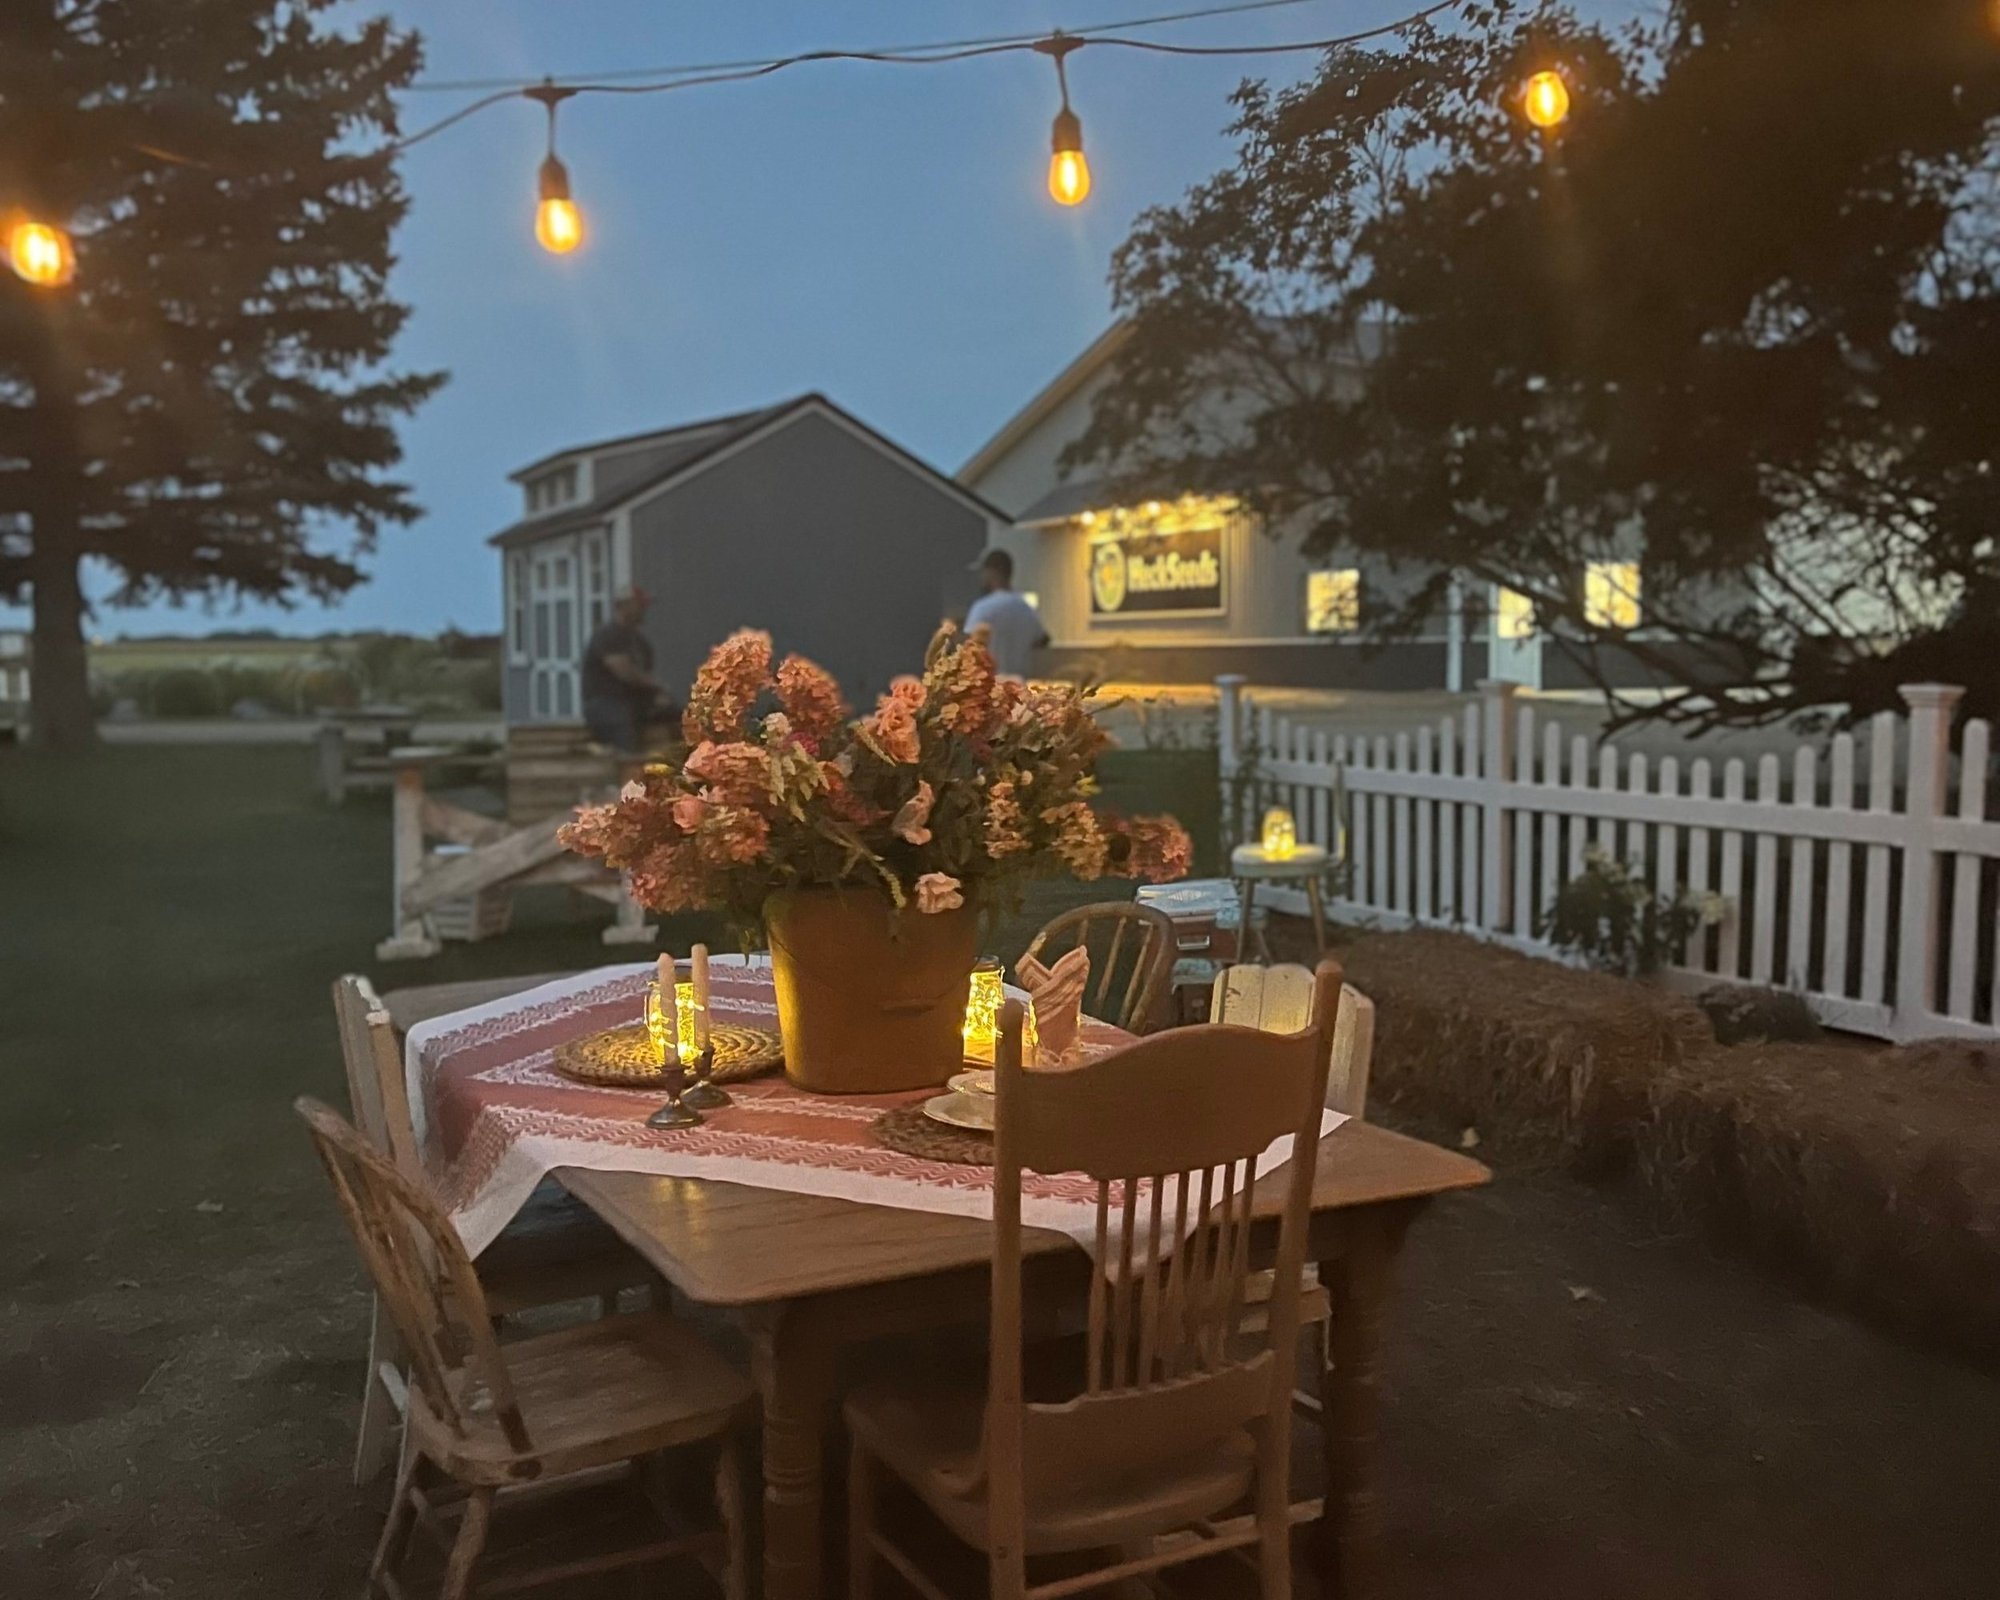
xmin=1072 ymin=0 xmax=2000 ymax=729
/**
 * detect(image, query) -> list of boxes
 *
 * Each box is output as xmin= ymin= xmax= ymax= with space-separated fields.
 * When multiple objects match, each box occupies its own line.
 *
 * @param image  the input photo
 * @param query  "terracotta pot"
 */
xmin=764 ymin=886 xmax=979 ymax=1094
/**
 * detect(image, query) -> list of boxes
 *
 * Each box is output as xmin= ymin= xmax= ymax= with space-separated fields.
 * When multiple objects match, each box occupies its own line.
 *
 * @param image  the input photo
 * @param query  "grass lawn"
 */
xmin=4 ymin=742 xmax=1999 ymax=1598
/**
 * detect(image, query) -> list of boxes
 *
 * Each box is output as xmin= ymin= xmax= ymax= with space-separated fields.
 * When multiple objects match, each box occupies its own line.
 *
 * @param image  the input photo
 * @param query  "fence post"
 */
xmin=1215 ymin=674 xmax=1248 ymax=852
xmin=1478 ymin=679 xmax=1519 ymax=932
xmin=1894 ymin=682 xmax=1963 ymax=1033
xmin=376 ymin=747 xmax=443 ymax=961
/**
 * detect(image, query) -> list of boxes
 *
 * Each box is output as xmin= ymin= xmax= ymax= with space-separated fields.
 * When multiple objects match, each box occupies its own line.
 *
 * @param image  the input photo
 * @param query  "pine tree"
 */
xmin=0 ymin=0 xmax=443 ymax=749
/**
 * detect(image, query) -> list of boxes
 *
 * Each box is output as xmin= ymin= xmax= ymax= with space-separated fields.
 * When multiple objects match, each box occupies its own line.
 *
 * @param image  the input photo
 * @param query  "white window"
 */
xmin=1584 ymin=561 xmax=1641 ymax=629
xmin=508 ymin=554 xmax=529 ymax=661
xmin=584 ymin=531 xmax=609 ymax=629
xmin=1305 ymin=569 xmax=1361 ymax=634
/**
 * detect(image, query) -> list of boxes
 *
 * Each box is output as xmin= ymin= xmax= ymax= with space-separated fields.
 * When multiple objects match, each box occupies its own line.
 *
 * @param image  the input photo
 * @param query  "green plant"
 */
xmin=1541 ymin=845 xmax=1724 ymax=978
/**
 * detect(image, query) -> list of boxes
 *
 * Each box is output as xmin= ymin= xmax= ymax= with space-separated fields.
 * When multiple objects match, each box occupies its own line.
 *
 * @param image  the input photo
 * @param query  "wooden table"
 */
xmin=1231 ymin=841 xmax=1332 ymax=958
xmin=384 ymin=974 xmax=1489 ymax=1600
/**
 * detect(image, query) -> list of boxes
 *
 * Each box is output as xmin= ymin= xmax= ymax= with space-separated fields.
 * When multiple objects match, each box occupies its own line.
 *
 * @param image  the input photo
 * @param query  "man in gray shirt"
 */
xmin=581 ymin=587 xmax=673 ymax=751
xmin=964 ymin=549 xmax=1048 ymax=679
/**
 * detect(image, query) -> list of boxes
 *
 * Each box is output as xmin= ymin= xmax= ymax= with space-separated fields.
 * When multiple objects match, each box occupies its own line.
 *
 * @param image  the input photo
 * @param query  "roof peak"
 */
xmin=506 ymin=396 xmax=817 ymax=483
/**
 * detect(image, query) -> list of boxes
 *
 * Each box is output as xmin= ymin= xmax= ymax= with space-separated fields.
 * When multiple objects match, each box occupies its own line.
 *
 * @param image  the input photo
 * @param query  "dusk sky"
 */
xmin=10 ymin=0 xmax=1634 ymax=642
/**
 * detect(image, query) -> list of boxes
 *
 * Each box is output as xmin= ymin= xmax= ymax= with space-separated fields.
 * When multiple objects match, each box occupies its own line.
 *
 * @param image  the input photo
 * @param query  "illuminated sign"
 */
xmin=1086 ymin=501 xmax=1228 ymax=618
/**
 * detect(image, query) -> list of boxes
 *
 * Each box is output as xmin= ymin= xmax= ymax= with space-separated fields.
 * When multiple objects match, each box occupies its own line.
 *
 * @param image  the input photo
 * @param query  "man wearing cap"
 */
xmin=964 ymin=548 xmax=1048 ymax=680
xmin=581 ymin=587 xmax=673 ymax=752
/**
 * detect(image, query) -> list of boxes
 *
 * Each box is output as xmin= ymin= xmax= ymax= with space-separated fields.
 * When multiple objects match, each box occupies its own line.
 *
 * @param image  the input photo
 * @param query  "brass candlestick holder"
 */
xmin=680 ymin=1043 xmax=732 ymax=1111
xmin=646 ymin=1052 xmax=703 ymax=1130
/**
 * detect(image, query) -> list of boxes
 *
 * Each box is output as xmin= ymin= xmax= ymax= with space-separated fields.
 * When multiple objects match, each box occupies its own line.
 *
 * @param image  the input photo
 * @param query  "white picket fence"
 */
xmin=1216 ymin=676 xmax=2000 ymax=1042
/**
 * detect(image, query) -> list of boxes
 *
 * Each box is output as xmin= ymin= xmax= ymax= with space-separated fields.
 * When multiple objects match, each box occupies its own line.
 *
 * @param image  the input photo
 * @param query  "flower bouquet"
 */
xmin=559 ymin=624 xmax=1192 ymax=1090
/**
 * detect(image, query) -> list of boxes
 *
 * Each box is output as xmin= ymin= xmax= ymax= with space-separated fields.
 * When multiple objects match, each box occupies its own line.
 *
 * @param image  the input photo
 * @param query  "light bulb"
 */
xmin=535 ymin=153 xmax=583 ymax=254
xmin=536 ymin=197 xmax=583 ymax=254
xmin=8 ymin=220 xmax=75 ymax=287
xmin=1522 ymin=69 xmax=1571 ymax=130
xmin=1049 ymin=147 xmax=1090 ymax=207
xmin=1048 ymin=105 xmax=1090 ymax=207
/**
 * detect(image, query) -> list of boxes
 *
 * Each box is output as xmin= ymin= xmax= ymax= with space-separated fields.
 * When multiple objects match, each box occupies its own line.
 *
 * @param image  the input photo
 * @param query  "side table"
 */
xmin=1230 ymin=841 xmax=1331 ymax=959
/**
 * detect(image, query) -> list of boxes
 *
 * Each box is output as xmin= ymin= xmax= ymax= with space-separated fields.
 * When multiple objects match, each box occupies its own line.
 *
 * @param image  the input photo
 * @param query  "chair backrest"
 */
xmin=332 ymin=974 xmax=421 ymax=1178
xmin=1212 ymin=964 xmax=1375 ymax=1118
xmin=1019 ymin=901 xmax=1177 ymax=1035
xmin=985 ymin=963 xmax=1340 ymax=1514
xmin=295 ymin=1096 xmax=531 ymax=1456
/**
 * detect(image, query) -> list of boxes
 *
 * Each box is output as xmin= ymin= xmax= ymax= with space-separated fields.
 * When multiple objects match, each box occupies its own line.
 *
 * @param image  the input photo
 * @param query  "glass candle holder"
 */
xmin=677 ymin=977 xmax=732 ymax=1110
xmin=645 ymin=980 xmax=677 ymax=1066
xmin=962 ymin=956 xmax=1003 ymax=1065
xmin=1260 ymin=806 xmax=1298 ymax=859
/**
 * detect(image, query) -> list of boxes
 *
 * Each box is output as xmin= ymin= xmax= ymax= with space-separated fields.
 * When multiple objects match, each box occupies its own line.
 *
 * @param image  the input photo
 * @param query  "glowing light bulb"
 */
xmin=8 ymin=220 xmax=75 ymax=287
xmin=535 ymin=154 xmax=584 ymax=254
xmin=1048 ymin=106 xmax=1090 ymax=207
xmin=1522 ymin=69 xmax=1571 ymax=130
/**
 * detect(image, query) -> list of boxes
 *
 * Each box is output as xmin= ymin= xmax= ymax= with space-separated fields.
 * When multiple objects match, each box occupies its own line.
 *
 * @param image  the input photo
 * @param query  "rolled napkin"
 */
xmin=1016 ymin=945 xmax=1090 ymax=1064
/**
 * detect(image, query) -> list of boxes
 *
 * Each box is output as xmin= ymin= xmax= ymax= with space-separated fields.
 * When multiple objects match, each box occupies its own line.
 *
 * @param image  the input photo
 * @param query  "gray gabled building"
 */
xmin=490 ymin=395 xmax=1005 ymax=722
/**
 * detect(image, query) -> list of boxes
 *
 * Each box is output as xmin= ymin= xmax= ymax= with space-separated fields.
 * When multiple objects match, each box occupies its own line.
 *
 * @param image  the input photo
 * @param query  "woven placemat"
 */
xmin=871 ymin=1102 xmax=994 ymax=1168
xmin=554 ymin=1023 xmax=783 ymax=1089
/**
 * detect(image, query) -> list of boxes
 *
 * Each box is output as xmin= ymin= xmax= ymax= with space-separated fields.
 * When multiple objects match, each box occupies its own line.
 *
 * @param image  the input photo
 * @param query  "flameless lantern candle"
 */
xmin=963 ymin=957 xmax=1004 ymax=1064
xmin=1260 ymin=806 xmax=1299 ymax=860
xmin=676 ymin=980 xmax=699 ymax=1055
xmin=649 ymin=954 xmax=679 ymax=1064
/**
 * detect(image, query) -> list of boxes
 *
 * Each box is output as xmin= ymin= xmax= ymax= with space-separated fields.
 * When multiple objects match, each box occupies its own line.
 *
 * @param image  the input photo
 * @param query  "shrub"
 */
xmin=1541 ymin=845 xmax=1723 ymax=976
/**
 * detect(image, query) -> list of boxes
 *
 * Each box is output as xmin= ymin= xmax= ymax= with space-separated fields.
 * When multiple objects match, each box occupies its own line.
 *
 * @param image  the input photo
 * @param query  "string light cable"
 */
xmin=389 ymin=0 xmax=1472 ymax=154
xmin=6 ymin=0 xmax=1583 ymax=281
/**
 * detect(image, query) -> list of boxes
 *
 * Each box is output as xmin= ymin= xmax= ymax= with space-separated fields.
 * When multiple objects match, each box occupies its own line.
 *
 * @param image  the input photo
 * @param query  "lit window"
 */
xmin=1584 ymin=562 xmax=1641 ymax=629
xmin=1306 ymin=569 xmax=1360 ymax=634
xmin=1495 ymin=586 xmax=1537 ymax=640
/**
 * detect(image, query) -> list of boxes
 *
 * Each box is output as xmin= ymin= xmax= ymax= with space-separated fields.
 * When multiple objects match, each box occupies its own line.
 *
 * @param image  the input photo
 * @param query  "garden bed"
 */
xmin=1327 ymin=927 xmax=2000 ymax=1360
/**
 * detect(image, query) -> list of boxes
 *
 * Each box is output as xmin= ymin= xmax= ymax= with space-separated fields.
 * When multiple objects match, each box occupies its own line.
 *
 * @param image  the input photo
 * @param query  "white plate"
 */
xmin=921 ymin=1091 xmax=994 ymax=1132
xmin=948 ymin=1070 xmax=995 ymax=1097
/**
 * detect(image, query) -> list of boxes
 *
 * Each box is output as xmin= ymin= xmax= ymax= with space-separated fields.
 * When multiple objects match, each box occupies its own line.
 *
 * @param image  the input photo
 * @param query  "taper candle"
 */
xmin=691 ymin=943 xmax=712 ymax=1050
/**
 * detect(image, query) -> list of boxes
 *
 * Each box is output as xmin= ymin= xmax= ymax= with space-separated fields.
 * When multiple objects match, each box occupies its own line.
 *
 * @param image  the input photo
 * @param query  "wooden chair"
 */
xmin=333 ymin=975 xmax=654 ymax=1484
xmin=297 ymin=1097 xmax=754 ymax=1600
xmin=1213 ymin=963 xmax=1377 ymax=1440
xmin=1212 ymin=964 xmax=1375 ymax=1119
xmin=1018 ymin=901 xmax=1177 ymax=1036
xmin=845 ymin=966 xmax=1341 ymax=1600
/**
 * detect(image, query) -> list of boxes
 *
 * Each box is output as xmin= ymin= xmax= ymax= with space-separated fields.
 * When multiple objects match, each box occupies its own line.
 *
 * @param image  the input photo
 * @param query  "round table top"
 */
xmin=1231 ymin=841 xmax=1330 ymax=877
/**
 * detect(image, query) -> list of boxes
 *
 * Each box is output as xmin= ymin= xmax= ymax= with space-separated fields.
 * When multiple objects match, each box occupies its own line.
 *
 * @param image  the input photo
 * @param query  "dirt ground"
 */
xmin=4 ymin=745 xmax=1998 ymax=1598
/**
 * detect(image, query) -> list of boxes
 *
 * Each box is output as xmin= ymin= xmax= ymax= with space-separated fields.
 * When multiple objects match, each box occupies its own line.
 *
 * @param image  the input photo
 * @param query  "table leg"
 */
xmin=1234 ymin=878 xmax=1268 ymax=963
xmin=1315 ymin=1205 xmax=1417 ymax=1600
xmin=1305 ymin=875 xmax=1330 ymax=957
xmin=754 ymin=1307 xmax=840 ymax=1600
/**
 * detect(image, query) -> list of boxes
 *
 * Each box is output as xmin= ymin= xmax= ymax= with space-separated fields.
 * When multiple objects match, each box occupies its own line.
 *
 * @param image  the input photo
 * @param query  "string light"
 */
xmin=1521 ymin=68 xmax=1570 ymax=129
xmin=1037 ymin=35 xmax=1092 ymax=207
xmin=526 ymin=80 xmax=585 ymax=254
xmin=7 ymin=218 xmax=76 ymax=288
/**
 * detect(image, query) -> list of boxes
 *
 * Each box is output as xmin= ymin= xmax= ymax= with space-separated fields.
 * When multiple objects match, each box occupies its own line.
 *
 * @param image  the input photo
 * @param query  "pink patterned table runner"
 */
xmin=403 ymin=957 xmax=1338 ymax=1259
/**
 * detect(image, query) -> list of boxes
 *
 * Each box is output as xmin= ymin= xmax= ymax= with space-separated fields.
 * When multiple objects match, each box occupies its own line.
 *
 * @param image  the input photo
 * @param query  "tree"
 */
xmin=1072 ymin=0 xmax=2000 ymax=729
xmin=0 ymin=0 xmax=443 ymax=749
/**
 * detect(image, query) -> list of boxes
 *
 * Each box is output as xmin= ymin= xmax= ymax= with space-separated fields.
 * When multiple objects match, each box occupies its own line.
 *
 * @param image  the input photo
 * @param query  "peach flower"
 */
xmin=892 ymin=780 xmax=935 ymax=846
xmin=914 ymin=872 xmax=964 ymax=914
